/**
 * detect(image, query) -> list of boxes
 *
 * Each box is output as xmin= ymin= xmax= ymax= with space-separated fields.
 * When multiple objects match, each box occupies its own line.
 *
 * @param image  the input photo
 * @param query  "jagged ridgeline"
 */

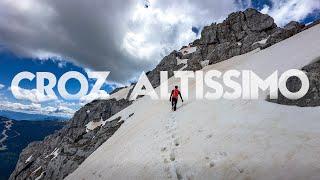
xmin=10 ymin=8 xmax=320 ymax=180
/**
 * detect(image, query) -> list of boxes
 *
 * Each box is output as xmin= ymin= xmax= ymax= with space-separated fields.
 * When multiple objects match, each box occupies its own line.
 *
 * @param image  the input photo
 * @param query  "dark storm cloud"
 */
xmin=0 ymin=0 xmax=243 ymax=83
xmin=0 ymin=0 xmax=149 ymax=83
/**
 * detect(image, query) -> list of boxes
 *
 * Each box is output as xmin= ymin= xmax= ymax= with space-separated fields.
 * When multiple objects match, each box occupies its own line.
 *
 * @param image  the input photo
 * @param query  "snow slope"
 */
xmin=67 ymin=24 xmax=320 ymax=180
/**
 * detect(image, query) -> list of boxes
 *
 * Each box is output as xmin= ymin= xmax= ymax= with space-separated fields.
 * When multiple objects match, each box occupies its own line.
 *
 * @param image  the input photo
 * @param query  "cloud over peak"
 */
xmin=0 ymin=0 xmax=319 ymax=84
xmin=261 ymin=0 xmax=320 ymax=26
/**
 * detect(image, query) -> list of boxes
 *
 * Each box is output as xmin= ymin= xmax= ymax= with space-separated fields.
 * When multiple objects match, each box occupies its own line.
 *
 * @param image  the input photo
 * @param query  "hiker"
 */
xmin=170 ymin=86 xmax=183 ymax=111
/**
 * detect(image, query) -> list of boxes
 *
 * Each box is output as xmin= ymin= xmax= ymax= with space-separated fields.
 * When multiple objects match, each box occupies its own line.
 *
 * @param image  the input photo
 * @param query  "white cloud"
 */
xmin=122 ymin=2 xmax=197 ymax=63
xmin=0 ymin=84 xmax=5 ymax=90
xmin=0 ymin=101 xmax=42 ymax=112
xmin=122 ymin=0 xmax=241 ymax=68
xmin=0 ymin=100 xmax=75 ymax=116
xmin=260 ymin=0 xmax=320 ymax=26
xmin=10 ymin=86 xmax=57 ymax=103
xmin=42 ymin=105 xmax=75 ymax=115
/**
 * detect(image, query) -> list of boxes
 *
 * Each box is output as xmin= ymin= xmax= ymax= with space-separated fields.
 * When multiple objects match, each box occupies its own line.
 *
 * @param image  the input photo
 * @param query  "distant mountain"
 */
xmin=0 ymin=116 xmax=65 ymax=180
xmin=0 ymin=110 xmax=69 ymax=121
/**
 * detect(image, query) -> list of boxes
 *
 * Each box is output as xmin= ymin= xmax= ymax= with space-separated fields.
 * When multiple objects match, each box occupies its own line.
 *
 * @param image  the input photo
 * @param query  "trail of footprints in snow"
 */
xmin=159 ymin=114 xmax=234 ymax=179
xmin=160 ymin=113 xmax=183 ymax=179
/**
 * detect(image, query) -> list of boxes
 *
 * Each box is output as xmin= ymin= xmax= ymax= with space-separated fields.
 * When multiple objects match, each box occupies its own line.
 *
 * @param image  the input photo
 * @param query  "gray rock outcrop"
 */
xmin=193 ymin=8 xmax=277 ymax=65
xmin=268 ymin=58 xmax=320 ymax=106
xmin=145 ymin=8 xmax=311 ymax=86
xmin=264 ymin=21 xmax=304 ymax=47
xmin=147 ymin=50 xmax=184 ymax=87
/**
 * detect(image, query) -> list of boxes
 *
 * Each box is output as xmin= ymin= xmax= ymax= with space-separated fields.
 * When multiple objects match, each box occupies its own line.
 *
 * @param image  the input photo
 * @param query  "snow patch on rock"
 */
xmin=200 ymin=60 xmax=210 ymax=68
xmin=253 ymin=37 xmax=269 ymax=46
xmin=86 ymin=118 xmax=104 ymax=132
xmin=25 ymin=155 xmax=33 ymax=163
xmin=179 ymin=46 xmax=197 ymax=55
xmin=45 ymin=148 xmax=59 ymax=160
xmin=86 ymin=110 xmax=135 ymax=132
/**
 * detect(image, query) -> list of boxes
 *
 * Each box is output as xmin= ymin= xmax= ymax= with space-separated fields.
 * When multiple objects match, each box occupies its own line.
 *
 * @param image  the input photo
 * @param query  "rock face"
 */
xmin=146 ymin=8 xmax=311 ymax=87
xmin=147 ymin=50 xmax=185 ymax=87
xmin=9 ymin=98 xmax=132 ymax=180
xmin=268 ymin=58 xmax=320 ymax=107
xmin=265 ymin=21 xmax=304 ymax=46
xmin=193 ymin=8 xmax=277 ymax=65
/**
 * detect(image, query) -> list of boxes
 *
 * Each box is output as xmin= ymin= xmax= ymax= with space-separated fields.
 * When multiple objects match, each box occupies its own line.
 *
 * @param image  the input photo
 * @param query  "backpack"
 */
xmin=172 ymin=89 xmax=179 ymax=98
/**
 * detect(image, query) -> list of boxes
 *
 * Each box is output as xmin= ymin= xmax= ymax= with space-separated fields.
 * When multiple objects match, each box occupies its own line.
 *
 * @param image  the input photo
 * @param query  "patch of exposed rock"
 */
xmin=193 ymin=8 xmax=277 ymax=65
xmin=147 ymin=50 xmax=185 ymax=87
xmin=264 ymin=21 xmax=305 ymax=47
xmin=268 ymin=58 xmax=320 ymax=107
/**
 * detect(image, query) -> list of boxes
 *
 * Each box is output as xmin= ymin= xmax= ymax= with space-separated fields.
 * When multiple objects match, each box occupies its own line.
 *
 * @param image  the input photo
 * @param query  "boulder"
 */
xmin=284 ymin=21 xmax=304 ymax=34
xmin=243 ymin=8 xmax=276 ymax=32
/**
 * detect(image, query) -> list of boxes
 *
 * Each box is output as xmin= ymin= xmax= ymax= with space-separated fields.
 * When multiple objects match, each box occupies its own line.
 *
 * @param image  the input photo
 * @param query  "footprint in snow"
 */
xmin=234 ymin=167 xmax=244 ymax=173
xmin=219 ymin=152 xmax=227 ymax=156
xmin=174 ymin=139 xmax=180 ymax=146
xmin=206 ymin=134 xmax=213 ymax=139
xmin=209 ymin=160 xmax=215 ymax=168
xmin=164 ymin=158 xmax=170 ymax=163
xmin=170 ymin=151 xmax=175 ymax=161
xmin=204 ymin=157 xmax=215 ymax=168
xmin=161 ymin=147 xmax=167 ymax=152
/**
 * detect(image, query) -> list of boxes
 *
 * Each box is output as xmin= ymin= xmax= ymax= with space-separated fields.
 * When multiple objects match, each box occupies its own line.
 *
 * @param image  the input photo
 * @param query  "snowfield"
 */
xmin=67 ymin=24 xmax=320 ymax=180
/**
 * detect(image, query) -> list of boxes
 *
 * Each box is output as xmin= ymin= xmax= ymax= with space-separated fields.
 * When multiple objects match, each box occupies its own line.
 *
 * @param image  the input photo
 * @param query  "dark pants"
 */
xmin=171 ymin=97 xmax=178 ymax=111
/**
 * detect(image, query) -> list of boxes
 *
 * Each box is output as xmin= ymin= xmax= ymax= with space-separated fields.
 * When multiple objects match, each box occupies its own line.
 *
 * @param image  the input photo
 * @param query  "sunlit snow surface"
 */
xmin=67 ymin=25 xmax=320 ymax=180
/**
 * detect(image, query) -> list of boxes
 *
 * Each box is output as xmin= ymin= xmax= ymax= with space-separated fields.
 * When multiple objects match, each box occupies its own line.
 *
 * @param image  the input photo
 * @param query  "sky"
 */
xmin=0 ymin=0 xmax=319 ymax=117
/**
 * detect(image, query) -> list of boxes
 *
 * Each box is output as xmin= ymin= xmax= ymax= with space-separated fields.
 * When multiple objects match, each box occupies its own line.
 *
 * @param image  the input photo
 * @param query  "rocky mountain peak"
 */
xmin=10 ymin=8 xmax=320 ymax=180
xmin=145 ymin=8 xmax=309 ymax=89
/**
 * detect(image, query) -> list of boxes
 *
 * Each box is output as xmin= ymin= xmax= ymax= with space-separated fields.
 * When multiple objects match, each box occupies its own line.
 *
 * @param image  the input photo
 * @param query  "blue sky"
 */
xmin=0 ymin=50 xmax=116 ymax=117
xmin=0 ymin=0 xmax=319 ymax=117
